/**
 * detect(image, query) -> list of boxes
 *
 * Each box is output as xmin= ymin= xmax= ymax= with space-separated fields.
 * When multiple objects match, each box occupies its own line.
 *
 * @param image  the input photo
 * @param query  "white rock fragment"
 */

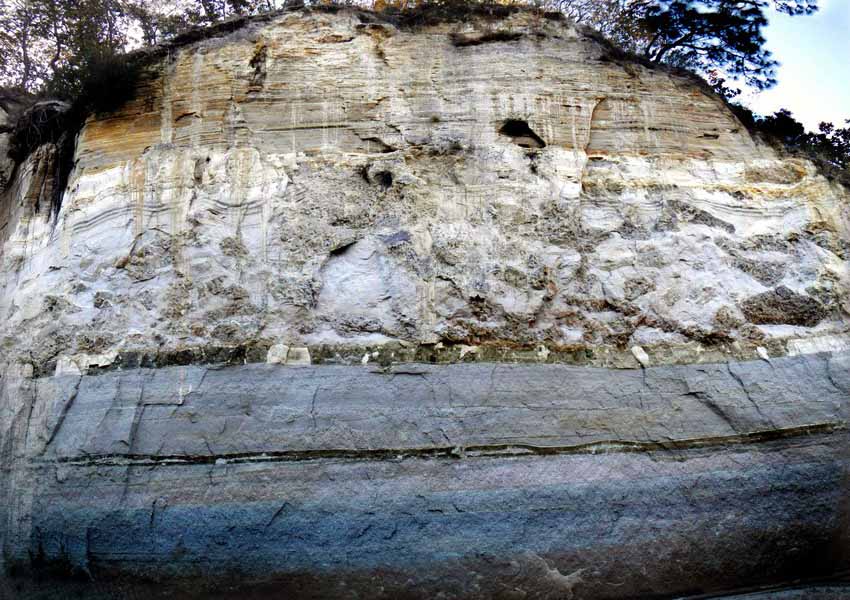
xmin=286 ymin=347 xmax=311 ymax=366
xmin=266 ymin=343 xmax=290 ymax=365
xmin=787 ymin=335 xmax=850 ymax=356
xmin=537 ymin=345 xmax=550 ymax=361
xmin=86 ymin=351 xmax=118 ymax=369
xmin=55 ymin=356 xmax=82 ymax=377
xmin=459 ymin=345 xmax=478 ymax=359
xmin=756 ymin=346 xmax=770 ymax=362
xmin=54 ymin=351 xmax=118 ymax=376
xmin=631 ymin=346 xmax=650 ymax=368
xmin=361 ymin=353 xmax=370 ymax=365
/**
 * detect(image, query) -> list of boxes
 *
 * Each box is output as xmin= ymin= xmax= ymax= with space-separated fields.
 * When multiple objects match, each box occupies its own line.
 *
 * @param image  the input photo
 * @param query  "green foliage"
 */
xmin=559 ymin=0 xmax=818 ymax=94
xmin=0 ymin=0 xmax=821 ymax=98
xmin=641 ymin=1 xmax=778 ymax=90
xmin=7 ymin=100 xmax=70 ymax=163
xmin=378 ymin=0 xmax=519 ymax=29
xmin=47 ymin=51 xmax=140 ymax=115
xmin=0 ymin=0 xmax=845 ymax=185
xmin=0 ymin=0 xmax=132 ymax=92
xmin=183 ymin=0 xmax=273 ymax=27
xmin=759 ymin=109 xmax=850 ymax=170
xmin=730 ymin=104 xmax=850 ymax=175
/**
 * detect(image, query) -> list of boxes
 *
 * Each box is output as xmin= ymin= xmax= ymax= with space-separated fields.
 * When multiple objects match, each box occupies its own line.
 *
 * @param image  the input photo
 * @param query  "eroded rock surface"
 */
xmin=1 ymin=7 xmax=849 ymax=599
xmin=0 ymin=9 xmax=847 ymax=367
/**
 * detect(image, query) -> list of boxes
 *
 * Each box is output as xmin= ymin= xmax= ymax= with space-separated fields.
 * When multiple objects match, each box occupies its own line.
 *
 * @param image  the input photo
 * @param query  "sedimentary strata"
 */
xmin=1 ymin=7 xmax=849 ymax=598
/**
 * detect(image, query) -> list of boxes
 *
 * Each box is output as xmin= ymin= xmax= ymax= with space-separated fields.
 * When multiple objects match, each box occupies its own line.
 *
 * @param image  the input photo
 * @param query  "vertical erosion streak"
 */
xmin=578 ymin=96 xmax=606 ymax=200
xmin=190 ymin=50 xmax=205 ymax=151
xmin=160 ymin=60 xmax=174 ymax=146
xmin=584 ymin=96 xmax=608 ymax=156
xmin=131 ymin=159 xmax=146 ymax=239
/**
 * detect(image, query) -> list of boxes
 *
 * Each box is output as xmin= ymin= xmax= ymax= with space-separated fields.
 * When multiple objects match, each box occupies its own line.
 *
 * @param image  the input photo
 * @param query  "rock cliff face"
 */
xmin=1 ymin=7 xmax=849 ymax=599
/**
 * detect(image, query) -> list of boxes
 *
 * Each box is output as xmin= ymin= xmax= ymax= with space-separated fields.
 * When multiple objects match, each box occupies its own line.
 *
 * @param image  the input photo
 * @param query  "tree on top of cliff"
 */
xmin=0 ymin=0 xmax=217 ymax=93
xmin=182 ymin=0 xmax=277 ymax=27
xmin=0 ymin=0 xmax=819 ymax=97
xmin=758 ymin=109 xmax=850 ymax=169
xmin=0 ymin=0 xmax=134 ymax=92
xmin=559 ymin=0 xmax=817 ymax=93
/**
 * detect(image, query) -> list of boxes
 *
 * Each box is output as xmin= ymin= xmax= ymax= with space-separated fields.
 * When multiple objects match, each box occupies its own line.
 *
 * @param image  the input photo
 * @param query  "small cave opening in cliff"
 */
xmin=375 ymin=170 xmax=394 ymax=189
xmin=498 ymin=119 xmax=546 ymax=149
xmin=356 ymin=165 xmax=394 ymax=189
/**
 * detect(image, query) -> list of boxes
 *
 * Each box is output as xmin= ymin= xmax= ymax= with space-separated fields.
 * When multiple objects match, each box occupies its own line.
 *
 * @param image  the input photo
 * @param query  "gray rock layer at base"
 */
xmin=2 ymin=352 xmax=850 ymax=599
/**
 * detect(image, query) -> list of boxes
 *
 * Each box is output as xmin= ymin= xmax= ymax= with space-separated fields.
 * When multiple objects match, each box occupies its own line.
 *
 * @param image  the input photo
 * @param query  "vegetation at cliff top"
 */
xmin=0 ymin=0 xmax=846 ymax=174
xmin=0 ymin=0 xmax=820 ymax=95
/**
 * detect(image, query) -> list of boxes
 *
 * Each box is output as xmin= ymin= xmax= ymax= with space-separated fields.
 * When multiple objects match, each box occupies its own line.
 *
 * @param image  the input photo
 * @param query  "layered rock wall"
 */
xmin=1 ymin=8 xmax=849 ymax=599
xmin=1 ymin=9 xmax=847 ymax=368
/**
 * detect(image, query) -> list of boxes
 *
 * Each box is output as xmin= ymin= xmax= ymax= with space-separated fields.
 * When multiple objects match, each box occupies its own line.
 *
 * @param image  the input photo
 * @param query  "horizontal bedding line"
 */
xmin=34 ymin=421 xmax=847 ymax=468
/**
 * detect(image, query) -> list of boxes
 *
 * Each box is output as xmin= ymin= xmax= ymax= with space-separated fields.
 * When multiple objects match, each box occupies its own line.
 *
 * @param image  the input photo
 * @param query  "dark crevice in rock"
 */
xmin=48 ymin=422 xmax=845 ymax=468
xmin=42 ymin=375 xmax=82 ymax=450
xmin=498 ymin=119 xmax=546 ymax=148
xmin=329 ymin=239 xmax=358 ymax=257
xmin=357 ymin=165 xmax=395 ymax=187
xmin=374 ymin=170 xmax=394 ymax=188
xmin=527 ymin=150 xmax=540 ymax=174
xmin=6 ymin=100 xmax=75 ymax=219
xmin=359 ymin=136 xmax=396 ymax=153
xmin=193 ymin=157 xmax=206 ymax=184
xmin=451 ymin=31 xmax=523 ymax=47
xmin=25 ymin=539 xmax=91 ymax=583
xmin=356 ymin=164 xmax=371 ymax=183
xmin=248 ymin=44 xmax=268 ymax=90
xmin=7 ymin=100 xmax=72 ymax=164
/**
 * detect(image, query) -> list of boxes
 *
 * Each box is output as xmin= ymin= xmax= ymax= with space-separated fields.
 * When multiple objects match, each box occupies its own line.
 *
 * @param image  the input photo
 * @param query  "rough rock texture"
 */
xmin=2 ymin=354 xmax=850 ymax=599
xmin=1 ymin=9 xmax=848 ymax=367
xmin=0 ymin=91 xmax=32 ymax=192
xmin=1 ymin=7 xmax=850 ymax=599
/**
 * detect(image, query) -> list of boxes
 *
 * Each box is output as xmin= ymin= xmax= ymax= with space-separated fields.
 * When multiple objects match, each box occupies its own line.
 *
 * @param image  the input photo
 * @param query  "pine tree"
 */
xmin=559 ymin=0 xmax=818 ymax=93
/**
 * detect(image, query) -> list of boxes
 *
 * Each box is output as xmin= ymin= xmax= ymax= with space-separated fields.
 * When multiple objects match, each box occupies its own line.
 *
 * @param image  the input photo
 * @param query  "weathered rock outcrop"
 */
xmin=1 ymin=7 xmax=849 ymax=599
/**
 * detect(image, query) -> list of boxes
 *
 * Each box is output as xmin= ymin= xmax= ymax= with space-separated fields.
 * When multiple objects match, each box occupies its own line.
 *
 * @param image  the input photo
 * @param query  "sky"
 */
xmin=744 ymin=0 xmax=850 ymax=132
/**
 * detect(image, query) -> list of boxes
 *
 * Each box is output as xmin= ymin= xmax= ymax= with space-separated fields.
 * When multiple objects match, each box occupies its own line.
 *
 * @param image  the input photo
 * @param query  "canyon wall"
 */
xmin=1 ymin=7 xmax=849 ymax=598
